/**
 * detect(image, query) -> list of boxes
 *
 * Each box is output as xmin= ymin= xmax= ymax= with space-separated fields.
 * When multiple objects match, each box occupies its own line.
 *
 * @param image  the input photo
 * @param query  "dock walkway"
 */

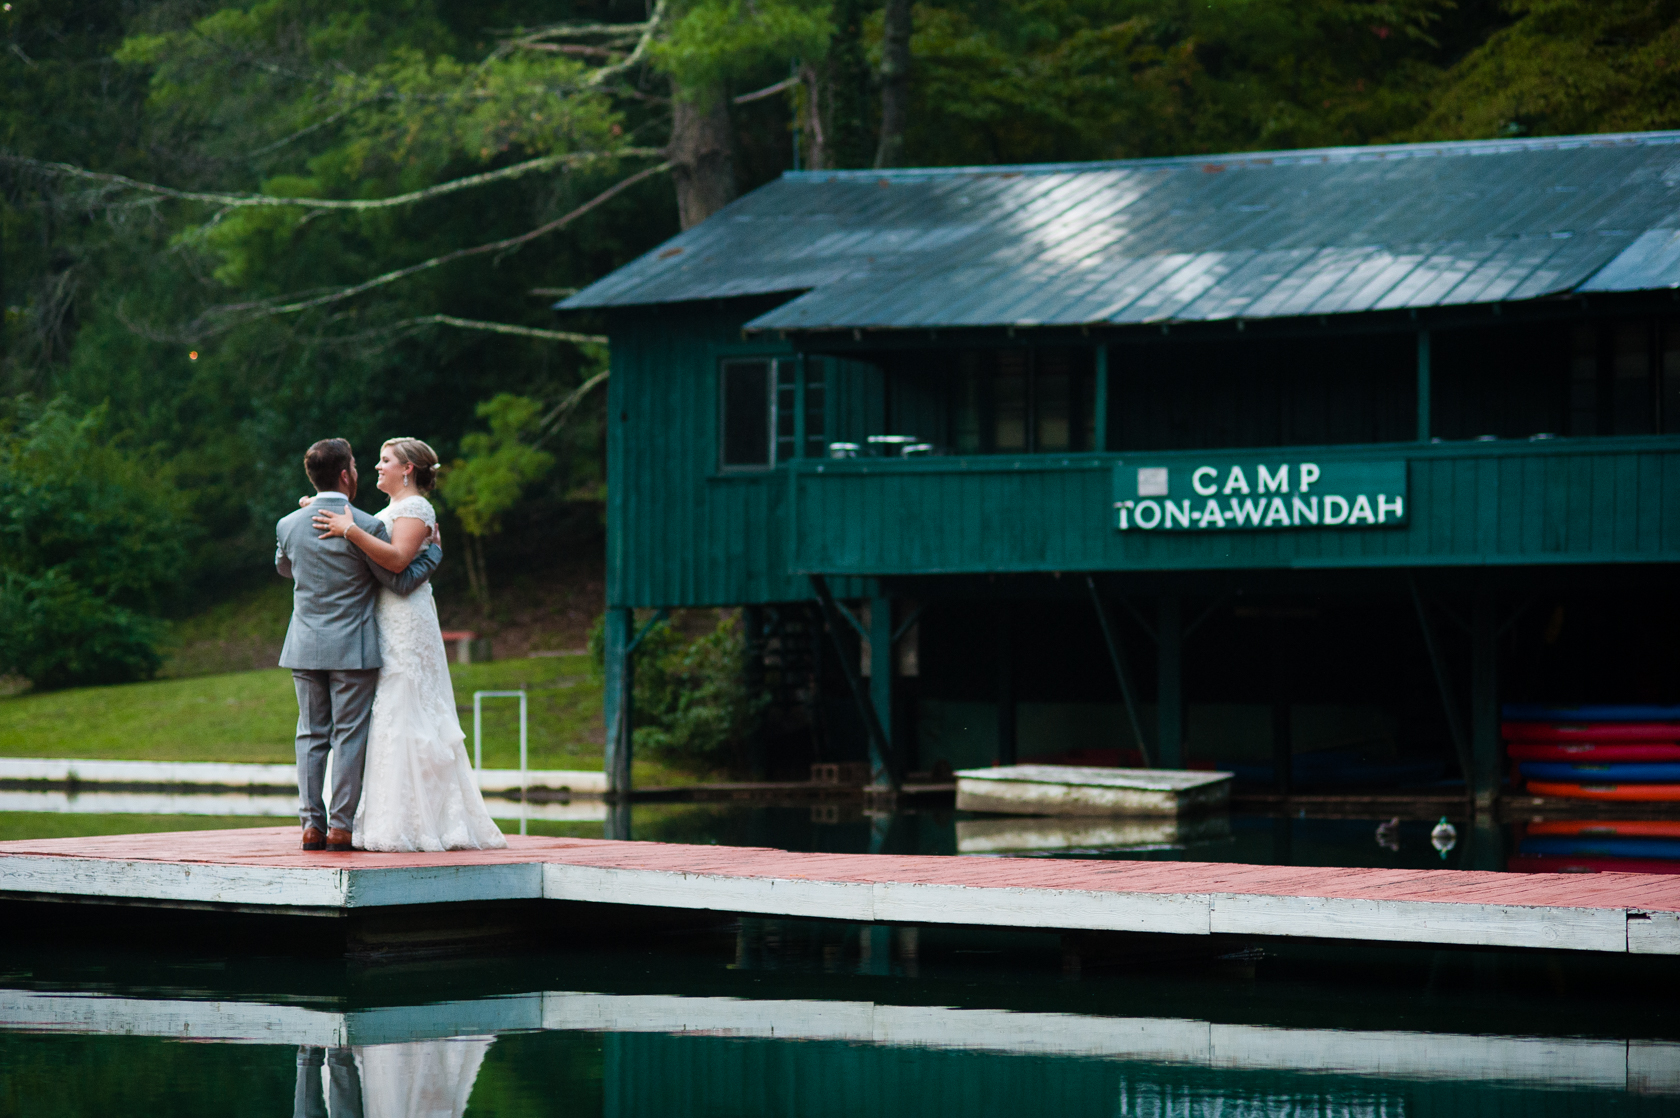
xmin=2 ymin=828 xmax=1678 ymax=954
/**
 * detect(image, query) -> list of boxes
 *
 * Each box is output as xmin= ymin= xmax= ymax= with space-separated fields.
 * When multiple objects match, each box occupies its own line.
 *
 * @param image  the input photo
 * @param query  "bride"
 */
xmin=311 ymin=438 xmax=506 ymax=852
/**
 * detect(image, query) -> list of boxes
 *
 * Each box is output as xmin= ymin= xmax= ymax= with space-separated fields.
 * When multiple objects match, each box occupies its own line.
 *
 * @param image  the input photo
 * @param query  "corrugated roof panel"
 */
xmin=558 ymin=132 xmax=1680 ymax=328
xmin=1581 ymin=228 xmax=1680 ymax=291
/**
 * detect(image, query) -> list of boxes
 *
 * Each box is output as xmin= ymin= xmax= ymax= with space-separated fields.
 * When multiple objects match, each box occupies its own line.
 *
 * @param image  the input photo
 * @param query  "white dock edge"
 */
xmin=0 ymin=856 xmax=544 ymax=909
xmin=3 ymin=988 xmax=1675 ymax=1093
xmin=0 ymin=757 xmax=607 ymax=794
xmin=538 ymin=863 xmax=1680 ymax=953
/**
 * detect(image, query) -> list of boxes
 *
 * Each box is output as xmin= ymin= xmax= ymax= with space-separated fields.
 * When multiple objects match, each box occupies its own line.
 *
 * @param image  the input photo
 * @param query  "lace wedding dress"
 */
xmin=353 ymin=495 xmax=506 ymax=852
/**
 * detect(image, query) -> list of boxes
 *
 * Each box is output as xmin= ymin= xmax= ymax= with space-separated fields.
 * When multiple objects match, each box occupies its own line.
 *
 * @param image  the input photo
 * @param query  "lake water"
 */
xmin=4 ymin=922 xmax=1678 ymax=1115
xmin=3 ymin=802 xmax=1678 ymax=1112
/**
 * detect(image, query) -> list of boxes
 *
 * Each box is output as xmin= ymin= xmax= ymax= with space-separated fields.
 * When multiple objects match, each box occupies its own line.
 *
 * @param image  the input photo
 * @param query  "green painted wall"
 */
xmin=607 ymin=305 xmax=1680 ymax=607
xmin=790 ymin=439 xmax=1680 ymax=575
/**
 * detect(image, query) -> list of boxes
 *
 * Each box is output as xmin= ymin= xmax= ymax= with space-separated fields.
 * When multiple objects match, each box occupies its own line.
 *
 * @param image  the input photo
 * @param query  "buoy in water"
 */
xmin=1431 ymin=817 xmax=1457 ymax=859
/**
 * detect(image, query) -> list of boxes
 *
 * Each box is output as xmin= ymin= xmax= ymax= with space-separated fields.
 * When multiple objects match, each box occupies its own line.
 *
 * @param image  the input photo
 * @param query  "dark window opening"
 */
xmin=721 ymin=359 xmax=772 ymax=469
xmin=949 ymin=348 xmax=1096 ymax=454
xmin=721 ymin=357 xmax=828 ymax=470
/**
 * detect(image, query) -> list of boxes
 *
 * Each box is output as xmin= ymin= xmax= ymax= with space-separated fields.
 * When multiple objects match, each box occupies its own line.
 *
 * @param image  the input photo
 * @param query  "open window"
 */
xmin=719 ymin=357 xmax=827 ymax=471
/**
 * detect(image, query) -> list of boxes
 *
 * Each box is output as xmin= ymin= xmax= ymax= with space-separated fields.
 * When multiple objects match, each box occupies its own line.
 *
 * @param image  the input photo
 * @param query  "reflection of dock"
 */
xmin=2 ymin=986 xmax=1676 ymax=1094
xmin=955 ymin=814 xmax=1231 ymax=854
xmin=2 ymin=827 xmax=1679 ymax=955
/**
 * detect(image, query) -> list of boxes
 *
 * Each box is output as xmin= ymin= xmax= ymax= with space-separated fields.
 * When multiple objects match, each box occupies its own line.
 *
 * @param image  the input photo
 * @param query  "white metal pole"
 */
xmin=520 ymin=691 xmax=529 ymax=836
xmin=474 ymin=693 xmax=483 ymax=774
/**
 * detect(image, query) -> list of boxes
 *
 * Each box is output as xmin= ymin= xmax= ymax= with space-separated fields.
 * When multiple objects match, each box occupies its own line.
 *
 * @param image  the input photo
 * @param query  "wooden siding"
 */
xmin=607 ymin=305 xmax=1680 ymax=607
xmin=606 ymin=302 xmax=876 ymax=607
xmin=789 ymin=438 xmax=1680 ymax=575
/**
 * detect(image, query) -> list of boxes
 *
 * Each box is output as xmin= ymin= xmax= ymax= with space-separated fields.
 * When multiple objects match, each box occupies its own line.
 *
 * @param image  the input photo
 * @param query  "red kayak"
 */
xmin=1503 ymin=721 xmax=1680 ymax=742
xmin=1508 ymin=854 xmax=1680 ymax=875
xmin=1525 ymin=780 xmax=1680 ymax=802
xmin=1508 ymin=742 xmax=1680 ymax=762
xmin=1527 ymin=820 xmax=1680 ymax=838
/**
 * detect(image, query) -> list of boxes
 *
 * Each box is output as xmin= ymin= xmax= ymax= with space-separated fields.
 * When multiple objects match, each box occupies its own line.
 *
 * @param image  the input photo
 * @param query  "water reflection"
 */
xmin=4 ymin=982 xmax=1678 ymax=1115
xmin=296 ymin=1038 xmax=492 ymax=1118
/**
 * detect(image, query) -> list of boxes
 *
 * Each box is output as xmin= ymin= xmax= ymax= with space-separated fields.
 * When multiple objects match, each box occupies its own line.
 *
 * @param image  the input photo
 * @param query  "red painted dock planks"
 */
xmin=3 ymin=827 xmax=1678 ymax=914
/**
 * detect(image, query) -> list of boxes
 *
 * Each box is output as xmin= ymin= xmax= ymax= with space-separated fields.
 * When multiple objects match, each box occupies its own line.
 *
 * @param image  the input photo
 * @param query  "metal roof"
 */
xmin=559 ymin=131 xmax=1680 ymax=331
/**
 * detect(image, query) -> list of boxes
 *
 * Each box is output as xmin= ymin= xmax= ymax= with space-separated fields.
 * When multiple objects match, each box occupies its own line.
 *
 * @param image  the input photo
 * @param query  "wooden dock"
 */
xmin=2 ymin=828 xmax=1678 ymax=956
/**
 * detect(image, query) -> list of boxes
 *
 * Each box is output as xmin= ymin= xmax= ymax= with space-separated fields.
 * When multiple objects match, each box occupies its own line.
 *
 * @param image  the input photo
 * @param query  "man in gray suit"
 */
xmin=276 ymin=438 xmax=441 ymax=852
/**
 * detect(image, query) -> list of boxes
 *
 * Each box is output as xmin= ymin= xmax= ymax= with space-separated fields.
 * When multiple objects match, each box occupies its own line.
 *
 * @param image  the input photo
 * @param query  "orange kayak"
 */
xmin=1525 ymin=780 xmax=1680 ymax=802
xmin=1527 ymin=819 xmax=1680 ymax=838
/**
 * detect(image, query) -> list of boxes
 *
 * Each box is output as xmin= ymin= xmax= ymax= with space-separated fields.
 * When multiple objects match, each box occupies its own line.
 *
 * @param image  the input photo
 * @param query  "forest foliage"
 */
xmin=3 ymin=0 xmax=1679 ymax=687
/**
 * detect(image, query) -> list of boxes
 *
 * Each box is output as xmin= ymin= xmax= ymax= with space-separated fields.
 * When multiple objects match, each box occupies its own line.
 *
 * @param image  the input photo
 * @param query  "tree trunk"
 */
xmin=874 ymin=0 xmax=912 ymax=169
xmin=799 ymin=63 xmax=829 ymax=170
xmin=669 ymin=87 xmax=737 ymax=229
xmin=826 ymin=0 xmax=875 ymax=169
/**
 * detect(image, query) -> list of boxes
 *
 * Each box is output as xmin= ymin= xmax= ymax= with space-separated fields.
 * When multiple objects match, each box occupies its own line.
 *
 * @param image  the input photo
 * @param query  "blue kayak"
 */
xmin=1520 ymin=836 xmax=1680 ymax=860
xmin=1519 ymin=761 xmax=1680 ymax=782
xmin=1502 ymin=703 xmax=1680 ymax=723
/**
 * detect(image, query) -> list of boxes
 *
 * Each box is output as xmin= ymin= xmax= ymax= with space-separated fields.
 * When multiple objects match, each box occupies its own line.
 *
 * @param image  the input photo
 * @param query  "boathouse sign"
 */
xmin=1112 ymin=459 xmax=1408 ymax=531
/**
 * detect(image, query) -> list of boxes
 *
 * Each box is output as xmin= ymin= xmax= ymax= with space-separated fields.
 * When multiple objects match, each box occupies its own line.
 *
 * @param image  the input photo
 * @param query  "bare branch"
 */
xmin=186 ymin=160 xmax=672 ymax=334
xmin=734 ymin=76 xmax=799 ymax=105
xmin=584 ymin=0 xmax=667 ymax=88
xmin=410 ymin=314 xmax=604 ymax=344
xmin=5 ymin=149 xmax=664 ymax=212
xmin=534 ymin=368 xmax=610 ymax=445
xmin=240 ymin=105 xmax=357 ymax=159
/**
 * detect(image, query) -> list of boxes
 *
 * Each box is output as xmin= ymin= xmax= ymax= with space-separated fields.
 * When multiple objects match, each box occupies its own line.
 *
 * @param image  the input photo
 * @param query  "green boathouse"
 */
xmin=561 ymin=131 xmax=1680 ymax=810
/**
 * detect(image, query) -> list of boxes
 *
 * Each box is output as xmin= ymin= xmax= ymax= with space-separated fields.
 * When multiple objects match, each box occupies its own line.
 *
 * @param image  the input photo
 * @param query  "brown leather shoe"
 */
xmin=325 ymin=827 xmax=353 ymax=852
xmin=301 ymin=826 xmax=325 ymax=851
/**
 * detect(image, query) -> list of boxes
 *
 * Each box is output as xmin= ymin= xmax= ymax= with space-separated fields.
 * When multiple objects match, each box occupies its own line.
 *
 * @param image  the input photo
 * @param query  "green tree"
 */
xmin=0 ymin=399 xmax=191 ymax=688
xmin=1418 ymin=0 xmax=1680 ymax=139
xmin=437 ymin=393 xmax=554 ymax=607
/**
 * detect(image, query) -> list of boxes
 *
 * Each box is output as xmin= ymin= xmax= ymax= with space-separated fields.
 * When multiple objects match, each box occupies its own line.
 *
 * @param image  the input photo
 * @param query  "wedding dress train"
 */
xmin=353 ymin=495 xmax=506 ymax=852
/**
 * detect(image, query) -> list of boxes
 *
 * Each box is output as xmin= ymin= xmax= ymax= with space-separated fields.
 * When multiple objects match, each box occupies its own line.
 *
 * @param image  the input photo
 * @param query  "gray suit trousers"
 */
xmin=293 ymin=667 xmax=379 ymax=832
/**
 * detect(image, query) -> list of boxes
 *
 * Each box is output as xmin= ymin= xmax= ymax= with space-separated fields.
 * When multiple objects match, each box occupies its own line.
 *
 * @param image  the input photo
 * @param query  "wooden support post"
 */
xmin=1272 ymin=698 xmax=1293 ymax=799
xmin=1093 ymin=343 xmax=1109 ymax=452
xmin=793 ymin=354 xmax=807 ymax=456
xmin=602 ymin=607 xmax=634 ymax=798
xmin=996 ymin=605 xmax=1017 ymax=766
xmin=810 ymin=576 xmax=900 ymax=790
xmin=1409 ymin=578 xmax=1473 ymax=795
xmin=1085 ymin=576 xmax=1151 ymax=766
xmin=869 ymin=596 xmax=894 ymax=771
xmin=1416 ymin=328 xmax=1431 ymax=443
xmin=1471 ymin=591 xmax=1501 ymax=811
xmin=742 ymin=605 xmax=767 ymax=780
xmin=1157 ymin=595 xmax=1184 ymax=769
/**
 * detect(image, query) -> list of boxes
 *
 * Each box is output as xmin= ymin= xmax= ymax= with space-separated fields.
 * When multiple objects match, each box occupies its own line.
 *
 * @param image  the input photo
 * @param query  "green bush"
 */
xmin=0 ymin=399 xmax=188 ymax=689
xmin=589 ymin=610 xmax=768 ymax=772
xmin=0 ymin=570 xmax=163 ymax=689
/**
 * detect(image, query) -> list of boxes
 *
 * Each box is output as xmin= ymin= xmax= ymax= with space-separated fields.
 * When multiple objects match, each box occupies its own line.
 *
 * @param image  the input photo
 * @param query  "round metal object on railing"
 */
xmin=866 ymin=434 xmax=920 ymax=457
xmin=827 ymin=442 xmax=860 ymax=458
xmin=902 ymin=443 xmax=935 ymax=456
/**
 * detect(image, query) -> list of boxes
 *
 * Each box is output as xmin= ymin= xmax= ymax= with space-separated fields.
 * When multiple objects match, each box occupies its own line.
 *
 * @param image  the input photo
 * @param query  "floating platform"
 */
xmin=3 ymin=827 xmax=1680 ymax=957
xmin=955 ymin=765 xmax=1233 ymax=817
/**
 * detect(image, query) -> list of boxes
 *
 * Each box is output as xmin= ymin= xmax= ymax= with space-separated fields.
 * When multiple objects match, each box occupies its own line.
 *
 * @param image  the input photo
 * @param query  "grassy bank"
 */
xmin=0 ymin=653 xmax=695 ymax=786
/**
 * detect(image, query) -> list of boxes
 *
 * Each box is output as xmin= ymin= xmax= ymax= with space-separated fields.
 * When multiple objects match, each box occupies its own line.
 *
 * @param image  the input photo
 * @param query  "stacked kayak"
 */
xmin=1503 ymin=705 xmax=1680 ymax=802
xmin=1509 ymin=820 xmax=1680 ymax=874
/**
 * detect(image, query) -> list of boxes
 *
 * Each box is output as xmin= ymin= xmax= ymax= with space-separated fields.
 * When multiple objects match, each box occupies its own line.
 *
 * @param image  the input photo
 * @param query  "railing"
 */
xmin=786 ymin=436 xmax=1680 ymax=575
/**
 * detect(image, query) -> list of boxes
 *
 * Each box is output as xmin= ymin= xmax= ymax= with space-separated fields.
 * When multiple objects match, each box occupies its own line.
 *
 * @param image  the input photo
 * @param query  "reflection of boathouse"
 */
xmin=562 ymin=132 xmax=1680 ymax=812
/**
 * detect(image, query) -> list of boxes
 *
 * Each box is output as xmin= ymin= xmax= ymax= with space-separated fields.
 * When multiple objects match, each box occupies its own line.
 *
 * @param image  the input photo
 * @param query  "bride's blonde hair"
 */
xmin=382 ymin=437 xmax=440 ymax=492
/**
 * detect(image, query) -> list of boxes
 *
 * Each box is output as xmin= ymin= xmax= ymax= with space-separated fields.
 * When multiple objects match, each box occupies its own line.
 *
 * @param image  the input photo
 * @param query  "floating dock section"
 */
xmin=3 ymin=829 xmax=1679 ymax=956
xmin=955 ymin=765 xmax=1234 ymax=816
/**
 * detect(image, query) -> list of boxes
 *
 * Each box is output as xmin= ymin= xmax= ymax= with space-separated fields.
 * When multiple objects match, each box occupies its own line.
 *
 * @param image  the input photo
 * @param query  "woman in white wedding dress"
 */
xmin=312 ymin=438 xmax=506 ymax=852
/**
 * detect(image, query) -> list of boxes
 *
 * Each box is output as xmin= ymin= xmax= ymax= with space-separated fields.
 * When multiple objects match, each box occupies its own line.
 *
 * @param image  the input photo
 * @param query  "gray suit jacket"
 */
xmin=275 ymin=494 xmax=443 ymax=670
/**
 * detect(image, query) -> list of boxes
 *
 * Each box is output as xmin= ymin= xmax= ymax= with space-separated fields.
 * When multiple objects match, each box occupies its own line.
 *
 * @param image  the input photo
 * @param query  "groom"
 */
xmin=276 ymin=437 xmax=441 ymax=852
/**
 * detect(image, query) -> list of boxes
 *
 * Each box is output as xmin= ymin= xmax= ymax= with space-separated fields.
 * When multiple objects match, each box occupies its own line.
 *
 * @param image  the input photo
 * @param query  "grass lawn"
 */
xmin=0 ymin=803 xmax=748 ymax=842
xmin=0 ymin=813 xmax=285 ymax=841
xmin=0 ymin=653 xmax=696 ymax=786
